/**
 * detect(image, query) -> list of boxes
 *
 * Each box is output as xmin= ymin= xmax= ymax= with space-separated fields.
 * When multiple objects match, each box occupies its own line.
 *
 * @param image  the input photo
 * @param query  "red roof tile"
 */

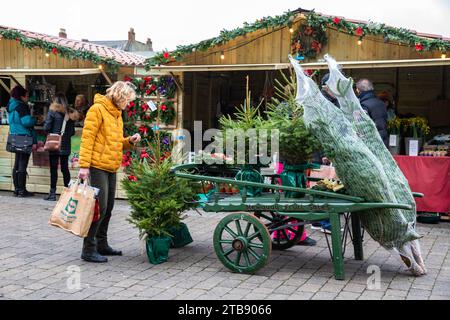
xmin=0 ymin=25 xmax=146 ymax=66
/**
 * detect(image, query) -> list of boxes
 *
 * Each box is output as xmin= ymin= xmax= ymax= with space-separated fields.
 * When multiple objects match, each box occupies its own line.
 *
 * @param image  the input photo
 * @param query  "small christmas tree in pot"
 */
xmin=122 ymin=102 xmax=197 ymax=265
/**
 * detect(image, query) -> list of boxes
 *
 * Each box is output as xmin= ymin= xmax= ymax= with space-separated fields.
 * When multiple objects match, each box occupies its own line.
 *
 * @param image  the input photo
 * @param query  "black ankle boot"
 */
xmin=12 ymin=169 xmax=19 ymax=196
xmin=81 ymin=252 xmax=108 ymax=263
xmin=17 ymin=172 xmax=34 ymax=198
xmin=98 ymin=246 xmax=123 ymax=256
xmin=44 ymin=189 xmax=57 ymax=201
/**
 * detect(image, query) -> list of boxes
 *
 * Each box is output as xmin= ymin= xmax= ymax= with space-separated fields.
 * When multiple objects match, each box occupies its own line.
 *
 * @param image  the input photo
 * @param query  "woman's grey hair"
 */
xmin=356 ymin=79 xmax=374 ymax=92
xmin=106 ymin=81 xmax=136 ymax=106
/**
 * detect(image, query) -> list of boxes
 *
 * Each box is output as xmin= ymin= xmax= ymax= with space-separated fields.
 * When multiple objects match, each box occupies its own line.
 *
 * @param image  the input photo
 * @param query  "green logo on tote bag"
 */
xmin=60 ymin=197 xmax=79 ymax=223
xmin=65 ymin=198 xmax=79 ymax=215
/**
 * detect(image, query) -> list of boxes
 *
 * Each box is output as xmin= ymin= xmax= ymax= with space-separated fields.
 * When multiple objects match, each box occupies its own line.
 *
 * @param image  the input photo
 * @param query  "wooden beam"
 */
xmin=169 ymin=72 xmax=184 ymax=93
xmin=148 ymin=58 xmax=450 ymax=72
xmin=8 ymin=75 xmax=23 ymax=89
xmin=0 ymin=79 xmax=10 ymax=93
xmin=100 ymin=69 xmax=113 ymax=85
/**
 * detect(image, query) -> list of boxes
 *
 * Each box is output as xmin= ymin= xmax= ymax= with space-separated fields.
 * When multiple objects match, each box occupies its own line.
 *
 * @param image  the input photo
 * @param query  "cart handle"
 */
xmin=412 ymin=192 xmax=424 ymax=198
xmin=174 ymin=171 xmax=365 ymax=203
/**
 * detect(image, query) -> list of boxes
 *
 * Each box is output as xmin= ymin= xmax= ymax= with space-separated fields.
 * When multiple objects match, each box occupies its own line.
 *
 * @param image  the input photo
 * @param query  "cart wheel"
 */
xmin=214 ymin=213 xmax=271 ymax=274
xmin=255 ymin=211 xmax=305 ymax=250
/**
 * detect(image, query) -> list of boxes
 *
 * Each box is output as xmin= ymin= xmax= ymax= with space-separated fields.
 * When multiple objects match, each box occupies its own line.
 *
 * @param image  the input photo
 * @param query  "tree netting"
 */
xmin=289 ymin=55 xmax=426 ymax=276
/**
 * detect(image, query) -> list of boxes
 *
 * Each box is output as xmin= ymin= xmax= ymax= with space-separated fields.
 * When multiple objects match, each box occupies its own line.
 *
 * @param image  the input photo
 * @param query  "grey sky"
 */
xmin=1 ymin=0 xmax=449 ymax=51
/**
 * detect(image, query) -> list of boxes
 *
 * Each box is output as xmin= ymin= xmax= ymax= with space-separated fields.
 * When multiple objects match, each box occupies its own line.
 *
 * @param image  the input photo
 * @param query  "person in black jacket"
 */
xmin=43 ymin=93 xmax=79 ymax=201
xmin=356 ymin=79 xmax=389 ymax=147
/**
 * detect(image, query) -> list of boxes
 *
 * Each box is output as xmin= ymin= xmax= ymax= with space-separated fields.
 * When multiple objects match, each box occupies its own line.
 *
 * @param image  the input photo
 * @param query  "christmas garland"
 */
xmin=305 ymin=13 xmax=449 ymax=53
xmin=0 ymin=28 xmax=121 ymax=71
xmin=145 ymin=10 xmax=449 ymax=67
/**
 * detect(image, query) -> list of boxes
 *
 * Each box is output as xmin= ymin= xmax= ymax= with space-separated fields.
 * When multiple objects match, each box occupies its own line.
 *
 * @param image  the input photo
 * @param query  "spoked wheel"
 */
xmin=254 ymin=211 xmax=305 ymax=251
xmin=213 ymin=213 xmax=272 ymax=274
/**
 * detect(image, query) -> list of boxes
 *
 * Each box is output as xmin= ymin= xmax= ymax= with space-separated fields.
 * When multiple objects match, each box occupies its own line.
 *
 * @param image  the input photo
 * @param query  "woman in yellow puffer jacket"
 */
xmin=78 ymin=81 xmax=141 ymax=263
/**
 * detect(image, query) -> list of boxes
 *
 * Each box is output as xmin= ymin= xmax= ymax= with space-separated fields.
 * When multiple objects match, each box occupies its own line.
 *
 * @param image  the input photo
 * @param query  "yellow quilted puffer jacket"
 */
xmin=79 ymin=94 xmax=132 ymax=172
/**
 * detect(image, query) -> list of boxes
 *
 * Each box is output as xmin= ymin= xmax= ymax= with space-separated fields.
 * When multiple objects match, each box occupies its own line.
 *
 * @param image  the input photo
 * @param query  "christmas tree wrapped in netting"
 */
xmin=323 ymin=55 xmax=426 ymax=274
xmin=288 ymin=55 xmax=426 ymax=276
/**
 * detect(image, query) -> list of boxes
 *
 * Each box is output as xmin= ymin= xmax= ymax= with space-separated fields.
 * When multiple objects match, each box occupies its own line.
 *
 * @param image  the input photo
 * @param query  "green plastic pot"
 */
xmin=168 ymin=223 xmax=193 ymax=248
xmin=146 ymin=236 xmax=171 ymax=265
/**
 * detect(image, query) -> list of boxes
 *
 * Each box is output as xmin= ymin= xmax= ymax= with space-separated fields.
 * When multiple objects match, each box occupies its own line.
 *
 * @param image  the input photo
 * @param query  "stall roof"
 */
xmin=0 ymin=68 xmax=102 ymax=76
xmin=147 ymin=58 xmax=450 ymax=73
xmin=0 ymin=25 xmax=146 ymax=67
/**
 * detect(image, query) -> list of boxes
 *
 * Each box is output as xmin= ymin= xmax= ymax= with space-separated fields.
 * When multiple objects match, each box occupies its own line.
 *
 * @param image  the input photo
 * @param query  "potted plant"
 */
xmin=263 ymin=71 xmax=320 ymax=197
xmin=122 ymin=114 xmax=197 ymax=264
xmin=387 ymin=117 xmax=402 ymax=155
xmin=403 ymin=117 xmax=430 ymax=156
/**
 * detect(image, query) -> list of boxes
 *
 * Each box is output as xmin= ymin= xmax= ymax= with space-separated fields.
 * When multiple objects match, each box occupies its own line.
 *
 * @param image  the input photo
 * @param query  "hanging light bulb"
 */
xmin=220 ymin=51 xmax=225 ymax=60
xmin=98 ymin=64 xmax=103 ymax=70
xmin=289 ymin=27 xmax=294 ymax=33
xmin=441 ymin=53 xmax=447 ymax=59
xmin=45 ymin=53 xmax=50 ymax=58
xmin=357 ymin=40 xmax=363 ymax=46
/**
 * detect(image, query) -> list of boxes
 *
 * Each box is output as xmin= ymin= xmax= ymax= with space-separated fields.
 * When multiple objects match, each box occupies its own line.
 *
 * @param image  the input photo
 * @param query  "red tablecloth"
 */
xmin=394 ymin=156 xmax=450 ymax=213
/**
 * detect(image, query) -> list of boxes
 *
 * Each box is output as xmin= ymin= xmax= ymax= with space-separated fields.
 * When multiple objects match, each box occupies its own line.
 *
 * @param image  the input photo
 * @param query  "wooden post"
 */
xmin=351 ymin=213 xmax=364 ymax=261
xmin=330 ymin=213 xmax=345 ymax=280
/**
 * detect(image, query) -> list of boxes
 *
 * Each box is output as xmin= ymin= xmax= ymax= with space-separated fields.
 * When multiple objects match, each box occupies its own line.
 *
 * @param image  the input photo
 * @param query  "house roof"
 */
xmin=91 ymin=40 xmax=153 ymax=53
xmin=0 ymin=25 xmax=147 ymax=66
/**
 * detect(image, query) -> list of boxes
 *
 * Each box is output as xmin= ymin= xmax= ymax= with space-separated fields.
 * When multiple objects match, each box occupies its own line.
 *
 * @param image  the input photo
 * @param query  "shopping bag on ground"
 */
xmin=49 ymin=180 xmax=96 ymax=238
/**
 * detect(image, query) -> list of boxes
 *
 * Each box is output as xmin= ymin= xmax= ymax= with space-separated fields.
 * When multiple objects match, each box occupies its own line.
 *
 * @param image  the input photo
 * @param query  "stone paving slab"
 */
xmin=0 ymin=191 xmax=449 ymax=300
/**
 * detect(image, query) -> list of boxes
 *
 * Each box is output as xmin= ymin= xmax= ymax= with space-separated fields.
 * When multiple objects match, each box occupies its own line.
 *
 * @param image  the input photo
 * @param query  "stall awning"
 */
xmin=147 ymin=58 xmax=450 ymax=73
xmin=0 ymin=68 xmax=102 ymax=76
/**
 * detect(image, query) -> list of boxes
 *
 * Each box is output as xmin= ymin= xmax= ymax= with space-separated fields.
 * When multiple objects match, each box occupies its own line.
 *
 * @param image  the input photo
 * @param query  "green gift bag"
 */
xmin=169 ymin=223 xmax=193 ymax=249
xmin=146 ymin=236 xmax=171 ymax=265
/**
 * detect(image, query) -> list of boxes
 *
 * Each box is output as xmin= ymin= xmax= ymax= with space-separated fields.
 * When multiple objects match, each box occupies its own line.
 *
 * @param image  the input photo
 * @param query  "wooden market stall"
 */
xmin=145 ymin=9 xmax=450 ymax=214
xmin=0 ymin=25 xmax=145 ymax=198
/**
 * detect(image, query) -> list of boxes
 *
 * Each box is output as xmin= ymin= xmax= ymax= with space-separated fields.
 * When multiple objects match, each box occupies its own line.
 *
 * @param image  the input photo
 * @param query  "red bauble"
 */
xmin=161 ymin=105 xmax=167 ymax=112
xmin=150 ymin=84 xmax=156 ymax=91
xmin=124 ymin=76 xmax=132 ymax=82
xmin=304 ymin=27 xmax=314 ymax=36
xmin=128 ymin=175 xmax=138 ymax=182
xmin=52 ymin=47 xmax=58 ymax=55
xmin=145 ymin=89 xmax=151 ymax=95
xmin=163 ymin=52 xmax=170 ymax=59
xmin=415 ymin=43 xmax=424 ymax=51
xmin=333 ymin=17 xmax=341 ymax=24
xmin=129 ymin=101 xmax=135 ymax=108
xmin=141 ymin=103 xmax=149 ymax=112
xmin=355 ymin=27 xmax=364 ymax=37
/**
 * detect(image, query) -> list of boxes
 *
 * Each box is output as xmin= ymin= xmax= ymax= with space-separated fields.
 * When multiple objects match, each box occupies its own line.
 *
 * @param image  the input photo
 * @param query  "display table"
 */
xmin=394 ymin=155 xmax=450 ymax=213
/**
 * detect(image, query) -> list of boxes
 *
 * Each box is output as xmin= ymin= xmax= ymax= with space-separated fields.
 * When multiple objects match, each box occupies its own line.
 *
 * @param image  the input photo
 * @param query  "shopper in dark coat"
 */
xmin=43 ymin=93 xmax=78 ymax=201
xmin=356 ymin=79 xmax=389 ymax=147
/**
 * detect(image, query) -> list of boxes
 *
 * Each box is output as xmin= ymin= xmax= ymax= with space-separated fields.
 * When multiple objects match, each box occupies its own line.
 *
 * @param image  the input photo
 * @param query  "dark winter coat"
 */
xmin=44 ymin=103 xmax=75 ymax=156
xmin=358 ymin=90 xmax=389 ymax=147
xmin=7 ymin=98 xmax=37 ymax=143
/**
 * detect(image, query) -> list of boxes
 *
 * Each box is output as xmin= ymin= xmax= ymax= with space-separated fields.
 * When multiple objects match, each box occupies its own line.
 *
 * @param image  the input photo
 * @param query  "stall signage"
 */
xmin=389 ymin=135 xmax=398 ymax=147
xmin=409 ymin=139 xmax=419 ymax=156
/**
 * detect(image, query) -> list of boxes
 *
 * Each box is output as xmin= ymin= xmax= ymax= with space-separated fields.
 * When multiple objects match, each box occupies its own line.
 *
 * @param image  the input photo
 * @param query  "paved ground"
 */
xmin=0 ymin=191 xmax=449 ymax=300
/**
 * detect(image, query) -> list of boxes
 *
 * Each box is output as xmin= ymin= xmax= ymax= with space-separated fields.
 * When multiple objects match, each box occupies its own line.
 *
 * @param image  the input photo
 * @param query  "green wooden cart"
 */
xmin=172 ymin=163 xmax=423 ymax=280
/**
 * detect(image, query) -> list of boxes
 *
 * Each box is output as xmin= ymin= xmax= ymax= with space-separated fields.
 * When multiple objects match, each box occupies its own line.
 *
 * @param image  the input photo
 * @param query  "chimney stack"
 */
xmin=59 ymin=28 xmax=67 ymax=38
xmin=81 ymin=38 xmax=89 ymax=42
xmin=128 ymin=28 xmax=135 ymax=41
xmin=146 ymin=38 xmax=153 ymax=51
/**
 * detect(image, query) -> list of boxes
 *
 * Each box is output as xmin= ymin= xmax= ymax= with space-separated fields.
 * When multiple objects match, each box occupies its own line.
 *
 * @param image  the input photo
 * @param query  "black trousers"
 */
xmin=82 ymin=167 xmax=117 ymax=254
xmin=49 ymin=154 xmax=70 ymax=189
xmin=14 ymin=152 xmax=31 ymax=173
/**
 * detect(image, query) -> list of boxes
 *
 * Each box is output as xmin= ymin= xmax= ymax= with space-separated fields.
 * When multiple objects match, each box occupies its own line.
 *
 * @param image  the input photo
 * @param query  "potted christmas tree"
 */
xmin=263 ymin=71 xmax=320 ymax=197
xmin=122 ymin=94 xmax=196 ymax=264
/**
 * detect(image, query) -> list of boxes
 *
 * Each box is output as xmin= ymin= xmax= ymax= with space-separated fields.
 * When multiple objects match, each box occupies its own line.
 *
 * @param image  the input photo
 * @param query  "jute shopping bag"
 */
xmin=49 ymin=181 xmax=96 ymax=238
